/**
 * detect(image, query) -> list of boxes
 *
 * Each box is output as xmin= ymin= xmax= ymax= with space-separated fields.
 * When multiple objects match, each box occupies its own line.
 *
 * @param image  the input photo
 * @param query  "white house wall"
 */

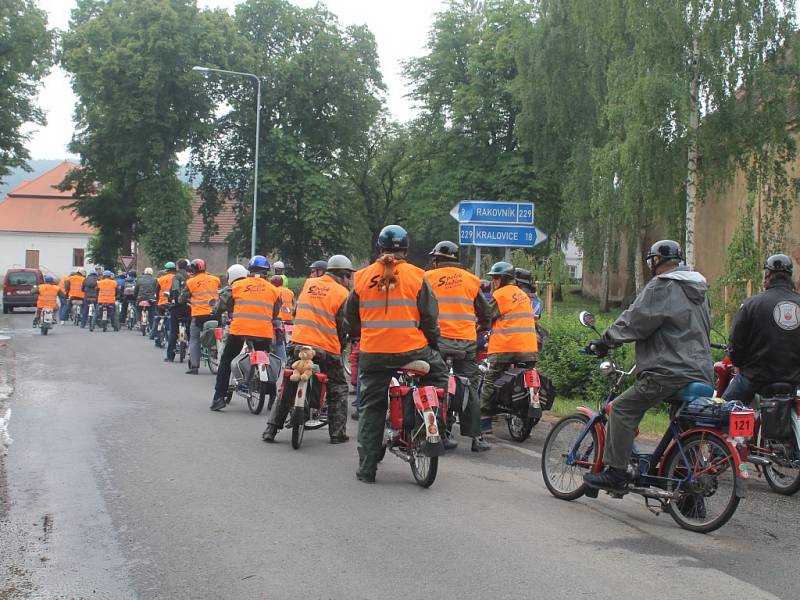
xmin=0 ymin=231 xmax=90 ymax=278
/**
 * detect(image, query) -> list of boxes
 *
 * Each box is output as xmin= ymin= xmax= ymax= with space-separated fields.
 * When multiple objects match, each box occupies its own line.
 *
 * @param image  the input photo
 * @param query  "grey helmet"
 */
xmin=327 ymin=255 xmax=355 ymax=272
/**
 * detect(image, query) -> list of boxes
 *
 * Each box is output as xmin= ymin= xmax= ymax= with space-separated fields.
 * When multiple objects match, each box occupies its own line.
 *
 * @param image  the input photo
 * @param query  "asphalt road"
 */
xmin=0 ymin=310 xmax=798 ymax=600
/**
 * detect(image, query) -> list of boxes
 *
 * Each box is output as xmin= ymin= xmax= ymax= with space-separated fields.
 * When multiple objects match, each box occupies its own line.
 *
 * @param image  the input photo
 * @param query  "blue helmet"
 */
xmin=44 ymin=275 xmax=54 ymax=283
xmin=248 ymin=255 xmax=270 ymax=272
xmin=103 ymin=270 xmax=113 ymax=278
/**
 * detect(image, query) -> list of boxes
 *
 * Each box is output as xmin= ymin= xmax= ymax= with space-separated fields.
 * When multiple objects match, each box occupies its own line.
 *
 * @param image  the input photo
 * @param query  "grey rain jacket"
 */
xmin=601 ymin=266 xmax=713 ymax=385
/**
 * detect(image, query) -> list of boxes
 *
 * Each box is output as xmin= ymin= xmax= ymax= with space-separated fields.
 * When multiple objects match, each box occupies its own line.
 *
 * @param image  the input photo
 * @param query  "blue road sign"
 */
xmin=459 ymin=224 xmax=547 ymax=248
xmin=457 ymin=200 xmax=534 ymax=225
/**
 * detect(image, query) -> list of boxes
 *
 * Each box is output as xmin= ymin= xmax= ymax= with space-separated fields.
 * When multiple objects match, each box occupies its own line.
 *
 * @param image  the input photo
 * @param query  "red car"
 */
xmin=3 ymin=268 xmax=44 ymax=313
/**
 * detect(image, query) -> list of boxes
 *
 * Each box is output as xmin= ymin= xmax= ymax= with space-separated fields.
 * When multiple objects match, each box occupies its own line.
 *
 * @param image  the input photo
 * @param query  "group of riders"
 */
xmin=31 ymin=225 xmax=800 ymax=487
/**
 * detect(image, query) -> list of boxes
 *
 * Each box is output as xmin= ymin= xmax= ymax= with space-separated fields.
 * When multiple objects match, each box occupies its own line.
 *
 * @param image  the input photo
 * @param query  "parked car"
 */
xmin=3 ymin=268 xmax=44 ymax=313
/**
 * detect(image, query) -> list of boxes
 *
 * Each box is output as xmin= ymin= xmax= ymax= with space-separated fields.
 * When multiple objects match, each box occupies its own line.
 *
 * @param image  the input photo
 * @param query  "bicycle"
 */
xmin=541 ymin=311 xmax=756 ymax=533
xmin=224 ymin=338 xmax=284 ymax=415
xmin=177 ymin=319 xmax=188 ymax=363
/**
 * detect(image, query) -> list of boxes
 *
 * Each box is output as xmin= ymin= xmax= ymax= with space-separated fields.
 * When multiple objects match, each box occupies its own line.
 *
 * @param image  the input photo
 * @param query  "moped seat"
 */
xmin=397 ymin=360 xmax=430 ymax=376
xmin=759 ymin=382 xmax=796 ymax=397
xmin=673 ymin=382 xmax=715 ymax=404
xmin=440 ymin=349 xmax=467 ymax=361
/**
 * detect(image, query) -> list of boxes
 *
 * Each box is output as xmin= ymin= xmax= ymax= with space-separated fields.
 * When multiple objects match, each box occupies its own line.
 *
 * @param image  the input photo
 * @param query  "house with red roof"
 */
xmin=0 ymin=161 xmax=94 ymax=278
xmin=188 ymin=193 xmax=238 ymax=274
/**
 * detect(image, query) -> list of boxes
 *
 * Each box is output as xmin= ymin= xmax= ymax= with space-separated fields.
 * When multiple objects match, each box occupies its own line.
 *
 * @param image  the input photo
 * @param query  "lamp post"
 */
xmin=192 ymin=66 xmax=261 ymax=257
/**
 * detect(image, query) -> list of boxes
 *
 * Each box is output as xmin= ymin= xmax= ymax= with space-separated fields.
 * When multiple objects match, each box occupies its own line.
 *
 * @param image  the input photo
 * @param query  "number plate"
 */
xmin=16 ymin=290 xmax=31 ymax=295
xmin=730 ymin=410 xmax=755 ymax=438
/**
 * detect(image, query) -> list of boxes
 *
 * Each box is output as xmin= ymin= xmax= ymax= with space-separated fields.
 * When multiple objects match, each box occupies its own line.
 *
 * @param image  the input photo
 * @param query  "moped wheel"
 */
xmin=207 ymin=348 xmax=219 ymax=375
xmin=665 ymin=432 xmax=739 ymax=533
xmin=541 ymin=414 xmax=597 ymax=500
xmin=41 ymin=327 xmax=48 ymax=335
xmin=179 ymin=341 xmax=187 ymax=363
xmin=247 ymin=376 xmax=266 ymax=415
xmin=291 ymin=405 xmax=306 ymax=449
xmin=507 ymin=415 xmax=538 ymax=442
xmin=410 ymin=435 xmax=438 ymax=488
xmin=102 ymin=322 xmax=107 ymax=332
xmin=763 ymin=439 xmax=800 ymax=496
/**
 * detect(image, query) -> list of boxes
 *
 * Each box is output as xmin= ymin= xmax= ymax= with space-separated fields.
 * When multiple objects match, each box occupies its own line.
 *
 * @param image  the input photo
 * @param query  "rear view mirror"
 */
xmin=578 ymin=311 xmax=595 ymax=329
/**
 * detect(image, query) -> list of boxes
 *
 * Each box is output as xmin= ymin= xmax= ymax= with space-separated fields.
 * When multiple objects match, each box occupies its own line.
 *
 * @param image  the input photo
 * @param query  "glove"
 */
xmin=587 ymin=339 xmax=610 ymax=357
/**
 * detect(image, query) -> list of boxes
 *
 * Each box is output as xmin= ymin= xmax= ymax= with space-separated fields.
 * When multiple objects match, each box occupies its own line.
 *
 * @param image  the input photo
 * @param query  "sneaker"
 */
xmin=356 ymin=470 xmax=375 ymax=484
xmin=471 ymin=437 xmax=491 ymax=452
xmin=210 ymin=396 xmax=227 ymax=411
xmin=330 ymin=435 xmax=350 ymax=444
xmin=583 ymin=467 xmax=629 ymax=491
xmin=185 ymin=368 xmax=199 ymax=375
xmin=262 ymin=424 xmax=277 ymax=442
xmin=163 ymin=357 xmax=174 ymax=363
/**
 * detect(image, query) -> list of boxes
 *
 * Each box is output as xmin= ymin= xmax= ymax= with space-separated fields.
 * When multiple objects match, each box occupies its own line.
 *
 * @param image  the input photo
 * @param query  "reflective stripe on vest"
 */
xmin=353 ymin=260 xmax=427 ymax=353
xmin=291 ymin=275 xmax=348 ymax=355
xmin=68 ymin=274 xmax=85 ymax=299
xmin=424 ymin=266 xmax=480 ymax=341
xmin=36 ymin=284 xmax=59 ymax=309
xmin=186 ymin=273 xmax=220 ymax=317
xmin=97 ymin=279 xmax=117 ymax=304
xmin=229 ymin=276 xmax=278 ymax=338
xmin=157 ymin=273 xmax=175 ymax=305
xmin=278 ymin=287 xmax=294 ymax=321
xmin=488 ymin=284 xmax=538 ymax=354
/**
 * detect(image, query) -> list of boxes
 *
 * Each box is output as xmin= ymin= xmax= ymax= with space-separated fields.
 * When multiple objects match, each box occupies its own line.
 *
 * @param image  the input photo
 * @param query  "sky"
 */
xmin=24 ymin=0 xmax=445 ymax=160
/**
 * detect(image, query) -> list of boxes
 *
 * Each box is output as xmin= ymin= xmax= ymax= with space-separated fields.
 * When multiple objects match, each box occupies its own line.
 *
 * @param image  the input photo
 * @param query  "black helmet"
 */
xmin=377 ymin=225 xmax=409 ymax=253
xmin=513 ymin=267 xmax=532 ymax=284
xmin=309 ymin=260 xmax=327 ymax=273
xmin=487 ymin=261 xmax=515 ymax=282
xmin=646 ymin=240 xmax=683 ymax=263
xmin=765 ymin=254 xmax=793 ymax=274
xmin=429 ymin=240 xmax=459 ymax=261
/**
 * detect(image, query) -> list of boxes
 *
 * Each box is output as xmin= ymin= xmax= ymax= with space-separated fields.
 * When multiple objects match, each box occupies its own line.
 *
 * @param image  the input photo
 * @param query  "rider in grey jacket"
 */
xmin=583 ymin=240 xmax=713 ymax=491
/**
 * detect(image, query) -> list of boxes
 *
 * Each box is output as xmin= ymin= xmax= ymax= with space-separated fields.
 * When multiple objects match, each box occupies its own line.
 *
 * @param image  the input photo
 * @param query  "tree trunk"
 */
xmin=684 ymin=36 xmax=700 ymax=269
xmin=600 ymin=230 xmax=611 ymax=313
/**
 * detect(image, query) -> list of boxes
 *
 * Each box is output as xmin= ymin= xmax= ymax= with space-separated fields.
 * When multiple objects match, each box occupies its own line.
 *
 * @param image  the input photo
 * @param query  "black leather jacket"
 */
xmin=729 ymin=280 xmax=800 ymax=384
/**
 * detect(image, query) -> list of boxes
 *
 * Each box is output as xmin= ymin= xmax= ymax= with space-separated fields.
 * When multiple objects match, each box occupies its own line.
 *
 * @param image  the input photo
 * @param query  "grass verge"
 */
xmin=549 ymin=396 xmax=671 ymax=437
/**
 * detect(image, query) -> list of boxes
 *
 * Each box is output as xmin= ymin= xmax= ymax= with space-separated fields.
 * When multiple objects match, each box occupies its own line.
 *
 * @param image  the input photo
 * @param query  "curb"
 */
xmin=0 ymin=314 xmax=14 ymax=519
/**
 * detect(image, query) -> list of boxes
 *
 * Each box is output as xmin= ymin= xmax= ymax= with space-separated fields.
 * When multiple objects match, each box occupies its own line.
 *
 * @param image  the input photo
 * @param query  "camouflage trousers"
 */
xmin=267 ymin=346 xmax=349 ymax=440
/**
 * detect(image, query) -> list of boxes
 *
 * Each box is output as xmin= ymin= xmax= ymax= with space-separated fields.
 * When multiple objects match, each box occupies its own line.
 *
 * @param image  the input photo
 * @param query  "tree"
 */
xmin=192 ymin=0 xmax=384 ymax=272
xmin=0 ymin=0 xmax=52 ymax=183
xmin=60 ymin=0 xmax=234 ymax=264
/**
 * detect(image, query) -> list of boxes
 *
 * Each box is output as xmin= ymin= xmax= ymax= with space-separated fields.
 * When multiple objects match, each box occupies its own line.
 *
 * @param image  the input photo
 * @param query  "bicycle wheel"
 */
xmin=247 ymin=374 xmax=266 ymax=415
xmin=507 ymin=415 xmax=538 ymax=442
xmin=763 ymin=439 xmax=800 ymax=496
xmin=410 ymin=434 xmax=438 ymax=488
xmin=291 ymin=405 xmax=306 ymax=449
xmin=664 ymin=432 xmax=740 ymax=533
xmin=541 ymin=414 xmax=598 ymax=500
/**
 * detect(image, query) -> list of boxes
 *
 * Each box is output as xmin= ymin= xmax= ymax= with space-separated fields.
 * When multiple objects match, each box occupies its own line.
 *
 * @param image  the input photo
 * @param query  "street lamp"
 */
xmin=192 ymin=65 xmax=261 ymax=257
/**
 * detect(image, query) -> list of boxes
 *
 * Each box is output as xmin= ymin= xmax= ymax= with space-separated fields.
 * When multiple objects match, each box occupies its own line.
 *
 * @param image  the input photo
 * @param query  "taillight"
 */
xmin=795 ymin=397 xmax=800 ymax=417
xmin=524 ymin=369 xmax=540 ymax=389
xmin=213 ymin=328 xmax=223 ymax=340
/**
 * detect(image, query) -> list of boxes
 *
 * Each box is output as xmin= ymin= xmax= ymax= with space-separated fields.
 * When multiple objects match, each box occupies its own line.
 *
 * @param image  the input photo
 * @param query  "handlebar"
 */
xmin=710 ymin=343 xmax=728 ymax=351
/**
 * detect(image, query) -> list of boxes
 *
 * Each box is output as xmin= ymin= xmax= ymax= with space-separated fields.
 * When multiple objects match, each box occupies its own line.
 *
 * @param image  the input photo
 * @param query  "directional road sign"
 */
xmin=459 ymin=224 xmax=547 ymax=248
xmin=457 ymin=200 xmax=534 ymax=225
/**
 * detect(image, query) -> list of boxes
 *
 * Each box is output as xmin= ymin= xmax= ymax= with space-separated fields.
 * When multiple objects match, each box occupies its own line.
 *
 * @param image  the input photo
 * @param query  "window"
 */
xmin=25 ymin=249 xmax=39 ymax=269
xmin=8 ymin=271 xmax=37 ymax=286
xmin=73 ymin=248 xmax=85 ymax=267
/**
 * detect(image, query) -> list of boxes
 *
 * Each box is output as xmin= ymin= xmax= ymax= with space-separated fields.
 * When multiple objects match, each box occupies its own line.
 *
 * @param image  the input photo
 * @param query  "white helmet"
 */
xmin=327 ymin=255 xmax=355 ymax=271
xmin=77 ymin=267 xmax=86 ymax=276
xmin=143 ymin=267 xmax=153 ymax=275
xmin=273 ymin=260 xmax=285 ymax=270
xmin=227 ymin=264 xmax=249 ymax=283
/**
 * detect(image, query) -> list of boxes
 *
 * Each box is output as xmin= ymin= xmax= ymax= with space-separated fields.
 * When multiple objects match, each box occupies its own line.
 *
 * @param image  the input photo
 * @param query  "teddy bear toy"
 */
xmin=290 ymin=346 xmax=316 ymax=382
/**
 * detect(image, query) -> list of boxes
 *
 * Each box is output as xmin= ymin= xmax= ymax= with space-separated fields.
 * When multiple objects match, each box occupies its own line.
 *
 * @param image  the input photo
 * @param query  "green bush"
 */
xmin=538 ymin=312 xmax=632 ymax=404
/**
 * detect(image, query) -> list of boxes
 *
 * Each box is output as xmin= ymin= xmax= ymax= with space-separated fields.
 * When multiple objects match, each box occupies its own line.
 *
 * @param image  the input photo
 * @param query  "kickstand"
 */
xmin=645 ymin=497 xmax=665 ymax=516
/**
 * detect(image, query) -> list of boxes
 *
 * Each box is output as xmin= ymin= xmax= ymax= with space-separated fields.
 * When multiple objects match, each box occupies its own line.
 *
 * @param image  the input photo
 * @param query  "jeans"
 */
xmin=272 ymin=319 xmax=288 ymax=364
xmin=80 ymin=299 xmax=97 ymax=327
xmin=722 ymin=372 xmax=762 ymax=405
xmin=59 ymin=298 xmax=69 ymax=321
xmin=188 ymin=315 xmax=213 ymax=369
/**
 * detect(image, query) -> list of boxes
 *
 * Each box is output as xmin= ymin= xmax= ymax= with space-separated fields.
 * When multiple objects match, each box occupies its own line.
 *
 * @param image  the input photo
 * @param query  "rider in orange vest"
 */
xmin=346 ymin=225 xmax=448 ymax=483
xmin=478 ymin=261 xmax=539 ymax=435
xmin=263 ymin=254 xmax=354 ymax=444
xmin=424 ymin=241 xmax=493 ymax=452
xmin=34 ymin=275 xmax=60 ymax=327
xmin=97 ymin=270 xmax=120 ymax=331
xmin=210 ymin=256 xmax=282 ymax=411
xmin=153 ymin=262 xmax=177 ymax=347
xmin=181 ymin=258 xmax=220 ymax=374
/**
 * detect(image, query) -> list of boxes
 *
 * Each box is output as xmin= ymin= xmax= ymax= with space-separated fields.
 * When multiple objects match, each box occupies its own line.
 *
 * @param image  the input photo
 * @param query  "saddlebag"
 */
xmin=200 ymin=320 xmax=219 ymax=349
xmin=760 ymin=396 xmax=795 ymax=441
xmin=489 ymin=368 xmax=556 ymax=417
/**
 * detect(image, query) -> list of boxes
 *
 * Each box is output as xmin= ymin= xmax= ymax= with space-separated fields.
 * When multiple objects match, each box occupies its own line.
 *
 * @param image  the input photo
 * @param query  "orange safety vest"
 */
xmin=292 ymin=275 xmax=348 ymax=355
xmin=157 ymin=273 xmax=175 ymax=305
xmin=488 ymin=284 xmax=538 ymax=355
xmin=186 ymin=273 xmax=220 ymax=317
xmin=36 ymin=284 xmax=59 ymax=309
xmin=97 ymin=278 xmax=117 ymax=304
xmin=424 ymin=265 xmax=480 ymax=341
xmin=277 ymin=287 xmax=295 ymax=322
xmin=68 ymin=274 xmax=85 ymax=299
xmin=229 ymin=276 xmax=279 ymax=338
xmin=58 ymin=275 xmax=68 ymax=296
xmin=353 ymin=260 xmax=428 ymax=354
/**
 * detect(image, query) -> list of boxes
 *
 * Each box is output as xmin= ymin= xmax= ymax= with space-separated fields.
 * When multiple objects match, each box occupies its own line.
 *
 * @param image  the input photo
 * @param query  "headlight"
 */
xmin=598 ymin=361 xmax=615 ymax=377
